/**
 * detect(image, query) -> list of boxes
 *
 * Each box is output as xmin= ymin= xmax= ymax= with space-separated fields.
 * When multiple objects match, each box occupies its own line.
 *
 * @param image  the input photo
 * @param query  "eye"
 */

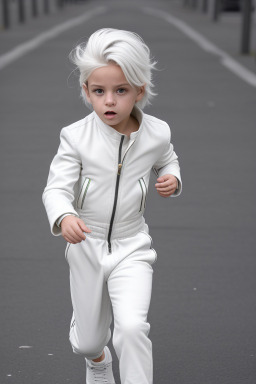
xmin=117 ymin=88 xmax=127 ymax=95
xmin=93 ymin=89 xmax=104 ymax=95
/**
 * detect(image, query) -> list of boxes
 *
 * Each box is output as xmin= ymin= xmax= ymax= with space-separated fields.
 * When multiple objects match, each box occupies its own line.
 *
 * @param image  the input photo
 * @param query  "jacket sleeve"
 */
xmin=152 ymin=125 xmax=182 ymax=197
xmin=42 ymin=127 xmax=81 ymax=235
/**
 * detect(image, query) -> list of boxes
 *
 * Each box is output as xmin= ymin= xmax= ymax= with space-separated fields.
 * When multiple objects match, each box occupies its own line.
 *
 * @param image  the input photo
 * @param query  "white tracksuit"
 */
xmin=43 ymin=106 xmax=182 ymax=384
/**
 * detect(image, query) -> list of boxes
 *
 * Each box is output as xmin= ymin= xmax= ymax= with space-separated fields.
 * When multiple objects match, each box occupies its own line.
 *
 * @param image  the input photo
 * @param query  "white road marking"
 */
xmin=143 ymin=7 xmax=256 ymax=88
xmin=19 ymin=345 xmax=33 ymax=348
xmin=0 ymin=7 xmax=106 ymax=71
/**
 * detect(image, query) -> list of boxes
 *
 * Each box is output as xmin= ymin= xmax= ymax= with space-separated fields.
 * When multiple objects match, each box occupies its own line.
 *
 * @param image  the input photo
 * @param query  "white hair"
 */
xmin=70 ymin=28 xmax=157 ymax=109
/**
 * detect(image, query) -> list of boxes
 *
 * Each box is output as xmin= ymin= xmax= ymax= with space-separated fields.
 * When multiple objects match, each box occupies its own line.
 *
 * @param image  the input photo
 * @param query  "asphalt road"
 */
xmin=1 ymin=1 xmax=256 ymax=383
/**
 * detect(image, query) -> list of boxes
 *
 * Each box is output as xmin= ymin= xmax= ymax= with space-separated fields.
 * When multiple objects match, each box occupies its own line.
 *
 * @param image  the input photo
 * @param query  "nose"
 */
xmin=105 ymin=92 xmax=116 ymax=106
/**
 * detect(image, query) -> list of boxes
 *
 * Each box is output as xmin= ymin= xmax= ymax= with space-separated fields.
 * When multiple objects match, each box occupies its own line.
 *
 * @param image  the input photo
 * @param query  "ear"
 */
xmin=82 ymin=83 xmax=91 ymax=104
xmin=135 ymin=84 xmax=146 ymax=102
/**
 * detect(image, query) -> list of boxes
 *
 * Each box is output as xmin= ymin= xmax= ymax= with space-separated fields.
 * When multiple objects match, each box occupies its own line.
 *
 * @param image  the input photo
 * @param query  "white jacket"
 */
xmin=43 ymin=106 xmax=182 ymax=252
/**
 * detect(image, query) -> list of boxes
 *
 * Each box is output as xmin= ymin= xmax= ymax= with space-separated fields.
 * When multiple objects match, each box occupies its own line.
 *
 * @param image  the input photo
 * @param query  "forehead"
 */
xmin=87 ymin=64 xmax=128 ymax=86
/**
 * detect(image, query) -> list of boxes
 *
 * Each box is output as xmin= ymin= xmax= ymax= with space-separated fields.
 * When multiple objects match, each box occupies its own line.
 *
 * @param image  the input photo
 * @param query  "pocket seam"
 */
xmin=138 ymin=177 xmax=147 ymax=213
xmin=139 ymin=231 xmax=157 ymax=264
xmin=77 ymin=177 xmax=91 ymax=209
xmin=65 ymin=242 xmax=71 ymax=261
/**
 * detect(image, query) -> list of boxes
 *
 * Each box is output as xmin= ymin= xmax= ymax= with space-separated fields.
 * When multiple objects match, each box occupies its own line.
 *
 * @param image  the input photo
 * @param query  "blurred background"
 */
xmin=0 ymin=0 xmax=256 ymax=383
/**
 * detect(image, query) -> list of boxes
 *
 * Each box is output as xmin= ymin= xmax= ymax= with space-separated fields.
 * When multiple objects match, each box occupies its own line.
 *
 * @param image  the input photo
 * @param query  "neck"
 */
xmin=111 ymin=115 xmax=139 ymax=136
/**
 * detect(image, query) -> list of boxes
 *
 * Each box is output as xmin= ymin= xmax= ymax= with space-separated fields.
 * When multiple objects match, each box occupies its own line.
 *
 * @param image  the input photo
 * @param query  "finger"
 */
xmin=158 ymin=192 xmax=170 ymax=198
xmin=72 ymin=223 xmax=86 ymax=241
xmin=157 ymin=174 xmax=172 ymax=182
xmin=65 ymin=239 xmax=76 ymax=244
xmin=72 ymin=230 xmax=86 ymax=242
xmin=77 ymin=220 xmax=91 ymax=233
xmin=156 ymin=176 xmax=165 ymax=183
xmin=64 ymin=234 xmax=79 ymax=244
xmin=164 ymin=186 xmax=176 ymax=193
xmin=155 ymin=179 xmax=172 ymax=188
xmin=65 ymin=228 xmax=83 ymax=243
xmin=158 ymin=189 xmax=172 ymax=195
xmin=158 ymin=193 xmax=171 ymax=198
xmin=158 ymin=189 xmax=175 ymax=196
xmin=156 ymin=184 xmax=174 ymax=191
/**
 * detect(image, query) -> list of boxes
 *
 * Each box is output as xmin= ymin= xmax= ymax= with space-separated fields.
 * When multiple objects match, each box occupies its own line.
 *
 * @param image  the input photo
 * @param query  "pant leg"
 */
xmin=107 ymin=231 xmax=156 ymax=384
xmin=66 ymin=237 xmax=112 ymax=360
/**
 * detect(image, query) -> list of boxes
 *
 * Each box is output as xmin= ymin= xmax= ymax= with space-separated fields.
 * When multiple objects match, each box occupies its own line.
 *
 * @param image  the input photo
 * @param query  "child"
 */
xmin=43 ymin=28 xmax=182 ymax=384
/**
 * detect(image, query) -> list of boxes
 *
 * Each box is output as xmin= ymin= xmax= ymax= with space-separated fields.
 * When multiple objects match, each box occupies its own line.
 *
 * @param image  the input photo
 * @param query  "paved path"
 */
xmin=1 ymin=1 xmax=256 ymax=383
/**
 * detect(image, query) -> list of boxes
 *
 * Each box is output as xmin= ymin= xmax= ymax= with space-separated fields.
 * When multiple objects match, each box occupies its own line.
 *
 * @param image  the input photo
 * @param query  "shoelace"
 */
xmin=89 ymin=363 xmax=111 ymax=383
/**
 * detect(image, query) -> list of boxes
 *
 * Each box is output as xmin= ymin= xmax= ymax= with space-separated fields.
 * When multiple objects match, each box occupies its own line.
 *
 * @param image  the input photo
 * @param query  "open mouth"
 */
xmin=104 ymin=111 xmax=117 ymax=117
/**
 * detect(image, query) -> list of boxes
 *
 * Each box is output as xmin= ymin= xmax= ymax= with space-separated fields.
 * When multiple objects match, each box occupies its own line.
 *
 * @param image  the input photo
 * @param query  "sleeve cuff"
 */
xmin=56 ymin=213 xmax=79 ymax=228
xmin=173 ymin=177 xmax=182 ymax=196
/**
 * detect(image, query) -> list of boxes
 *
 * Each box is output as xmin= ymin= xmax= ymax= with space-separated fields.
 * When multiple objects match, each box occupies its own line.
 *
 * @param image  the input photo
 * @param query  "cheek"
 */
xmin=87 ymin=93 xmax=98 ymax=105
xmin=125 ymin=93 xmax=139 ymax=105
xmin=119 ymin=98 xmax=134 ymax=111
xmin=91 ymin=96 xmax=101 ymax=106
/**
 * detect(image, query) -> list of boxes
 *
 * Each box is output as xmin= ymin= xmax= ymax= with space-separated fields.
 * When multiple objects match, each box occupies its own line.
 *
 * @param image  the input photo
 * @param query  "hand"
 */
xmin=155 ymin=174 xmax=178 ymax=197
xmin=61 ymin=216 xmax=91 ymax=244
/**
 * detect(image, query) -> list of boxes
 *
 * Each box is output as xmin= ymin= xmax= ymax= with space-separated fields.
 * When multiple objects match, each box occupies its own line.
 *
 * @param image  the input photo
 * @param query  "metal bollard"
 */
xmin=31 ymin=0 xmax=38 ymax=17
xmin=2 ymin=0 xmax=10 ymax=29
xmin=212 ymin=0 xmax=221 ymax=21
xmin=57 ymin=0 xmax=64 ymax=8
xmin=202 ymin=0 xmax=208 ymax=13
xmin=241 ymin=0 xmax=253 ymax=54
xmin=44 ymin=0 xmax=49 ymax=14
xmin=18 ymin=0 xmax=25 ymax=23
xmin=192 ymin=0 xmax=198 ymax=9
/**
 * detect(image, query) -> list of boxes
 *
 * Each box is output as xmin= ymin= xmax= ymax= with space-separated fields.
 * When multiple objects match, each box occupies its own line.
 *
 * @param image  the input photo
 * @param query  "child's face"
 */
xmin=83 ymin=63 xmax=145 ymax=132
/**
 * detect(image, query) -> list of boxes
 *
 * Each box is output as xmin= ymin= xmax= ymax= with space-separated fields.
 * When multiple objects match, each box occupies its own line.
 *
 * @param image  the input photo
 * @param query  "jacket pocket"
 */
xmin=140 ymin=231 xmax=158 ymax=264
xmin=65 ymin=242 xmax=72 ymax=262
xmin=77 ymin=177 xmax=91 ymax=209
xmin=138 ymin=177 xmax=147 ymax=213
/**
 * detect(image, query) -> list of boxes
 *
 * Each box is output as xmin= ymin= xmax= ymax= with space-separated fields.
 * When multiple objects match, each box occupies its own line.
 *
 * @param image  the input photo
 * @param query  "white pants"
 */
xmin=65 ymin=229 xmax=157 ymax=384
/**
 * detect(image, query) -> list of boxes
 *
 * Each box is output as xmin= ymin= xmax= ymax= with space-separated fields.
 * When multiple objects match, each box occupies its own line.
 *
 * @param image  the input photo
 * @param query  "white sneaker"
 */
xmin=85 ymin=346 xmax=115 ymax=384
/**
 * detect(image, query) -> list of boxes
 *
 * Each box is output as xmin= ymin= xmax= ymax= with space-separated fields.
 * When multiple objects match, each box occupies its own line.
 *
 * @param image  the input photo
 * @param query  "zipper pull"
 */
xmin=118 ymin=163 xmax=122 ymax=175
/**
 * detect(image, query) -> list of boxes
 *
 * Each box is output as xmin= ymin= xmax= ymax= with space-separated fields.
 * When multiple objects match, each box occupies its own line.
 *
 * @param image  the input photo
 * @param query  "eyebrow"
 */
xmin=90 ymin=83 xmax=130 ymax=87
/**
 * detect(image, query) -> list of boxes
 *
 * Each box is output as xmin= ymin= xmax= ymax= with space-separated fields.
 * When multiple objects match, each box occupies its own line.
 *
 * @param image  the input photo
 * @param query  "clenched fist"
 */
xmin=155 ymin=174 xmax=178 ymax=197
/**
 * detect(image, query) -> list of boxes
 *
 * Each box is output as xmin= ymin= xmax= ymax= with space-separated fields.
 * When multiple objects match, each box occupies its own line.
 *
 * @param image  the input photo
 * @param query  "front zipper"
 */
xmin=107 ymin=135 xmax=125 ymax=253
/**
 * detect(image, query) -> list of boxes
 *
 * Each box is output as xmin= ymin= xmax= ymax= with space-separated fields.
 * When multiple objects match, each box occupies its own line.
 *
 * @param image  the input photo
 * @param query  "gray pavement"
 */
xmin=1 ymin=1 xmax=256 ymax=383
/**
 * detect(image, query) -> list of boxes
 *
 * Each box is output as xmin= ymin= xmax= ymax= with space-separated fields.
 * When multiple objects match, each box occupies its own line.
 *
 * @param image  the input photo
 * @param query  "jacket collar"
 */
xmin=93 ymin=105 xmax=144 ymax=140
